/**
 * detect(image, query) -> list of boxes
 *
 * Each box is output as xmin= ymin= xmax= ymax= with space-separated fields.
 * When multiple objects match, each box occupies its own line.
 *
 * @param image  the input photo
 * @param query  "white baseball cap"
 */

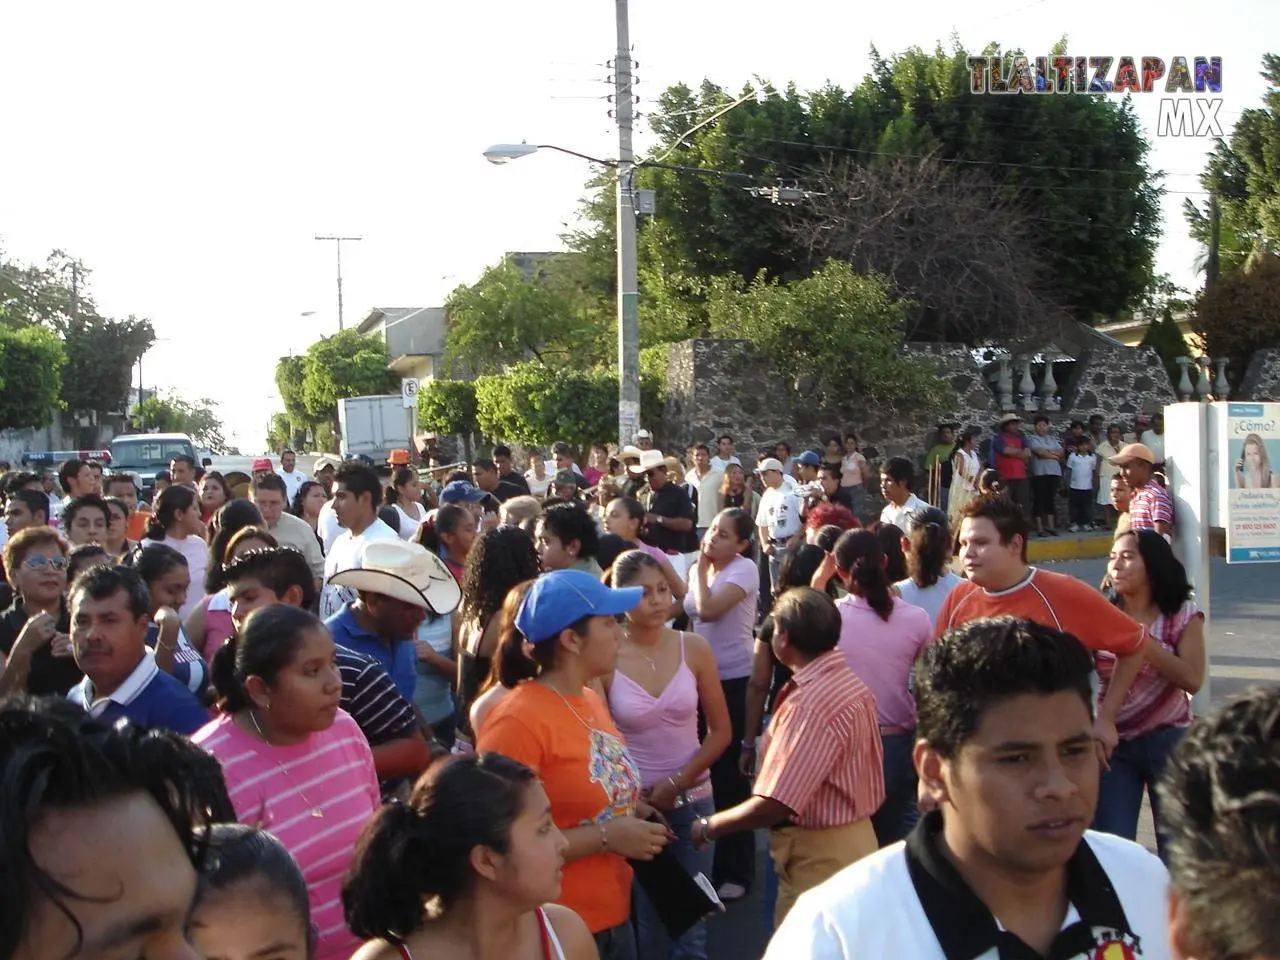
xmin=757 ymin=458 xmax=786 ymax=474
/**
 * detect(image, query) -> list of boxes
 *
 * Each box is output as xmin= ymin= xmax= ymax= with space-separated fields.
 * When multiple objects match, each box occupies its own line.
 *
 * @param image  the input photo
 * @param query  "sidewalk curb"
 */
xmin=1028 ymin=533 xmax=1114 ymax=562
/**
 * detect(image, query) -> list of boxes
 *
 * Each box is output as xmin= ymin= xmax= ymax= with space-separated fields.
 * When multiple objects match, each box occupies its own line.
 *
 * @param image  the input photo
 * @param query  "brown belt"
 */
xmin=879 ymin=725 xmax=914 ymax=736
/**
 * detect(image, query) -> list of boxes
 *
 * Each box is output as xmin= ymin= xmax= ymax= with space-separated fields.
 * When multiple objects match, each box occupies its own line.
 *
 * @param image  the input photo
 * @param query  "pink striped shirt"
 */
xmin=193 ymin=710 xmax=380 ymax=960
xmin=1096 ymin=601 xmax=1200 ymax=738
xmin=753 ymin=650 xmax=885 ymax=830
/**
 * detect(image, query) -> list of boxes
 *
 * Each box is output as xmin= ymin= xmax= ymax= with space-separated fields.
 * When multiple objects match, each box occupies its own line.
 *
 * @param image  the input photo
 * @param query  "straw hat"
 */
xmin=328 ymin=540 xmax=461 ymax=615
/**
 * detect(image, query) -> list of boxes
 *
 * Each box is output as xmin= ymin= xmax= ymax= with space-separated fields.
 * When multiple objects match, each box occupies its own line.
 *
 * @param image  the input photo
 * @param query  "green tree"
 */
xmin=1192 ymin=253 xmax=1280 ymax=389
xmin=443 ymin=258 xmax=610 ymax=374
xmin=418 ymin=379 xmax=478 ymax=462
xmin=300 ymin=330 xmax=397 ymax=440
xmin=130 ymin=393 xmax=229 ymax=450
xmin=706 ymin=260 xmax=946 ymax=414
xmin=0 ymin=325 xmax=66 ymax=429
xmin=62 ymin=315 xmax=155 ymax=414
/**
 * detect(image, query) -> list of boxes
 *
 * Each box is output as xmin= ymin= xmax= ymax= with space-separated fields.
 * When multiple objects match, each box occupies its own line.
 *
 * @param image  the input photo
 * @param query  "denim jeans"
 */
xmin=1092 ymin=725 xmax=1186 ymax=861
xmin=595 ymin=919 xmax=638 ymax=960
xmin=635 ymin=796 xmax=716 ymax=960
xmin=870 ymin=732 xmax=919 ymax=847
xmin=705 ymin=677 xmax=755 ymax=889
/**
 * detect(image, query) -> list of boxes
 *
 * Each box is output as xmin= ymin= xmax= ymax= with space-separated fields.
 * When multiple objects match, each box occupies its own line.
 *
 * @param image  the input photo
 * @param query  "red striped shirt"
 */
xmin=753 ymin=650 xmax=885 ymax=830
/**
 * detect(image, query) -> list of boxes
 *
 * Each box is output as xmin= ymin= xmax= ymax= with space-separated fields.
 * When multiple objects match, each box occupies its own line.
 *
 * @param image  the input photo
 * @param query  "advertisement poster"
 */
xmin=1225 ymin=403 xmax=1280 ymax=563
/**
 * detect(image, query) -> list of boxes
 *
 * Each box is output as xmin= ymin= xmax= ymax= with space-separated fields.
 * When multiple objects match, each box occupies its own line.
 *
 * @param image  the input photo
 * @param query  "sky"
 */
xmin=1 ymin=0 xmax=1274 ymax=452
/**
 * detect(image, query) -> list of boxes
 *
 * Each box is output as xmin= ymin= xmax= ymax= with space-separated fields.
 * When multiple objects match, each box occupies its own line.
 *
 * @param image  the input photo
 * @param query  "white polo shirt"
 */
xmin=880 ymin=492 xmax=929 ymax=530
xmin=320 ymin=517 xmax=399 ymax=620
xmin=756 ymin=485 xmax=803 ymax=543
xmin=765 ymin=815 xmax=1171 ymax=960
xmin=277 ymin=468 xmax=308 ymax=503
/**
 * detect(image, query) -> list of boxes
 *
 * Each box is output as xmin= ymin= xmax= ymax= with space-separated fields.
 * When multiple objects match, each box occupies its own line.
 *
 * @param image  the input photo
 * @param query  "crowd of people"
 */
xmin=0 ymin=424 xmax=1272 ymax=960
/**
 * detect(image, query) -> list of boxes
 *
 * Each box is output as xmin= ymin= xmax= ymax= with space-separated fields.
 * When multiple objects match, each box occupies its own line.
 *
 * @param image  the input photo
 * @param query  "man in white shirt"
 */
xmin=755 ymin=458 xmax=803 ymax=595
xmin=710 ymin=434 xmax=743 ymax=473
xmin=1139 ymin=412 xmax=1165 ymax=470
xmin=766 ymin=617 xmax=1172 ymax=960
xmin=320 ymin=461 xmax=398 ymax=619
xmin=277 ymin=448 xmax=309 ymax=503
xmin=249 ymin=473 xmax=324 ymax=587
xmin=686 ymin=443 xmax=724 ymax=538
xmin=879 ymin=456 xmax=928 ymax=529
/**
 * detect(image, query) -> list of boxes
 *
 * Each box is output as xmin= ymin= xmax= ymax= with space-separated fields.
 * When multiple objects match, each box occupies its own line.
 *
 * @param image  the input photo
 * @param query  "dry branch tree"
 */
xmin=786 ymin=155 xmax=1075 ymax=348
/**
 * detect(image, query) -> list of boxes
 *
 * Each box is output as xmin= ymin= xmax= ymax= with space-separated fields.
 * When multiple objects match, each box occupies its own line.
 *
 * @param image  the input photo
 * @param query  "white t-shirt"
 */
xmin=765 ymin=828 xmax=1171 ymax=960
xmin=894 ymin=572 xmax=964 ymax=625
xmin=880 ymin=493 xmax=928 ymax=530
xmin=317 ymin=498 xmax=343 ymax=553
xmin=710 ymin=455 xmax=742 ymax=473
xmin=756 ymin=485 xmax=803 ymax=542
xmin=1067 ymin=452 xmax=1097 ymax=491
xmin=392 ymin=502 xmax=428 ymax=541
xmin=277 ymin=469 xmax=308 ymax=504
xmin=320 ymin=518 xmax=399 ymax=620
xmin=1139 ymin=430 xmax=1165 ymax=464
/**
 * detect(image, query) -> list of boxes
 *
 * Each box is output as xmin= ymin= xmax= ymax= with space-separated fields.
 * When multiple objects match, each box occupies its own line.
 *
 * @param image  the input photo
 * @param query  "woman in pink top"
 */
xmin=1095 ymin=529 xmax=1205 ymax=860
xmin=606 ymin=550 xmax=731 ymax=959
xmin=195 ymin=603 xmax=381 ymax=960
xmin=140 ymin=484 xmax=208 ymax=621
xmin=683 ymin=508 xmax=760 ymax=901
xmin=813 ymin=529 xmax=932 ymax=846
xmin=604 ymin=497 xmax=687 ymax=607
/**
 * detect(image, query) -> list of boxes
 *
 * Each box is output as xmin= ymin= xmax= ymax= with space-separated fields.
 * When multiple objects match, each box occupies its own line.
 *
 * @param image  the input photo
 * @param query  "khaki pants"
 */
xmin=769 ymin=818 xmax=878 ymax=926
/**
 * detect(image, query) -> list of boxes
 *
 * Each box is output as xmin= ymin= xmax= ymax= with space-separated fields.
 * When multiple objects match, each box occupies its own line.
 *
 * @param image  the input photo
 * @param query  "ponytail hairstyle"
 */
xmin=384 ymin=467 xmax=416 ymax=507
xmin=342 ymin=753 xmax=537 ymax=938
xmin=833 ymin=529 xmax=894 ymax=621
xmin=904 ymin=506 xmax=950 ymax=589
xmin=611 ymin=548 xmax=664 ymax=590
xmin=495 ymin=580 xmax=555 ymax=690
xmin=147 ymin=483 xmax=197 ymax=541
xmin=717 ymin=507 xmax=756 ymax=558
xmin=876 ymin=523 xmax=909 ymax=583
xmin=210 ymin=604 xmax=321 ymax=713
xmin=205 ymin=499 xmax=265 ymax=594
xmin=416 ymin=504 xmax=469 ymax=555
xmin=194 ymin=824 xmax=315 ymax=957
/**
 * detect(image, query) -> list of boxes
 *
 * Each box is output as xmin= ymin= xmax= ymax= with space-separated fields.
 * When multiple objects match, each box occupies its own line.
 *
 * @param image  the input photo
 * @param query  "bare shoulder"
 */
xmin=348 ymin=940 xmax=406 ymax=960
xmin=543 ymin=904 xmax=598 ymax=959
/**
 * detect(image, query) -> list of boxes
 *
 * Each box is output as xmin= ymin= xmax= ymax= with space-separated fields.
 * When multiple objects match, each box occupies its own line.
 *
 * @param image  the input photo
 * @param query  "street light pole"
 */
xmin=314 ymin=235 xmax=363 ymax=331
xmin=613 ymin=0 xmax=640 ymax=447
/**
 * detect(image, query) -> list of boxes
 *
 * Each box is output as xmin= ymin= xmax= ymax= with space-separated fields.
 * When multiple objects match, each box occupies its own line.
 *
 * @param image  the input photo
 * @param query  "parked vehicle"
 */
xmin=339 ymin=395 xmax=411 ymax=464
xmin=108 ymin=432 xmax=197 ymax=500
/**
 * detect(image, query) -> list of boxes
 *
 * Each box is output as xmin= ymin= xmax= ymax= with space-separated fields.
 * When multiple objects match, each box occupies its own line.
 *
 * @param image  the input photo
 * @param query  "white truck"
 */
xmin=339 ymin=395 xmax=411 ymax=464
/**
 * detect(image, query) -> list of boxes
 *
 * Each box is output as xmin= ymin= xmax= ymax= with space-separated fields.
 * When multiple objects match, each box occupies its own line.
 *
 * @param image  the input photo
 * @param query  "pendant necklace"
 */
xmin=249 ymin=709 xmax=325 ymax=818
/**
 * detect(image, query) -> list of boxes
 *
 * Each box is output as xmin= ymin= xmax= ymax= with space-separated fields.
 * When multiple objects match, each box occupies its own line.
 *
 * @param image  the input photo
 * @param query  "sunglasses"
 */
xmin=23 ymin=555 xmax=68 ymax=572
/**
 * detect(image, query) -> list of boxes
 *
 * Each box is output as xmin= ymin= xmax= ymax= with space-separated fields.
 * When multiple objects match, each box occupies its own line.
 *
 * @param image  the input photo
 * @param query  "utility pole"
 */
xmin=314 ymin=235 xmax=363 ymax=331
xmin=613 ymin=0 xmax=640 ymax=447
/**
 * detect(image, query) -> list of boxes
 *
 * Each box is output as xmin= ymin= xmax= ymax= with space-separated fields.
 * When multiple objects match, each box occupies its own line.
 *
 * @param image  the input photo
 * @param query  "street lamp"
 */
xmin=482 ymin=141 xmax=641 ymax=447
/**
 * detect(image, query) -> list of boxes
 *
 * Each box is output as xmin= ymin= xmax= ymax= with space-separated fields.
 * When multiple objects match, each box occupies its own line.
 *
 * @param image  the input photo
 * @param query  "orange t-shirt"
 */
xmin=477 ymin=682 xmax=640 ymax=934
xmin=126 ymin=509 xmax=151 ymax=543
xmin=935 ymin=568 xmax=1145 ymax=657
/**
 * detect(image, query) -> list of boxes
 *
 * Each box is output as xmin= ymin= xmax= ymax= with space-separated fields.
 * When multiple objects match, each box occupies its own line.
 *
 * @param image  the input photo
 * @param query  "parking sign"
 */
xmin=401 ymin=377 xmax=419 ymax=408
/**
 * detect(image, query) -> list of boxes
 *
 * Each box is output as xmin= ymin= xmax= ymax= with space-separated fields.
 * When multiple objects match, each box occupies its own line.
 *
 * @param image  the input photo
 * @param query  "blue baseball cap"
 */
xmin=797 ymin=450 xmax=822 ymax=466
xmin=440 ymin=480 xmax=487 ymax=504
xmin=516 ymin=570 xmax=644 ymax=645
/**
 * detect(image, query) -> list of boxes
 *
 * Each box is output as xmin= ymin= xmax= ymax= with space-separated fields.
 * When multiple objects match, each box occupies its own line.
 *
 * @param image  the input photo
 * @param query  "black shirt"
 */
xmin=640 ymin=482 xmax=697 ymax=554
xmin=488 ymin=480 xmax=527 ymax=503
xmin=500 ymin=471 xmax=531 ymax=495
xmin=0 ymin=597 xmax=82 ymax=697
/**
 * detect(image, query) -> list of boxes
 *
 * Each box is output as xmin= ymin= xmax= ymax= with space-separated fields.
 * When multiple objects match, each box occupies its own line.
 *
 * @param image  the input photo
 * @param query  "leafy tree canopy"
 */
xmin=130 ymin=392 xmax=229 ymax=451
xmin=0 ymin=325 xmax=65 ymax=429
xmin=300 ymin=330 xmax=397 ymax=421
xmin=417 ymin=379 xmax=477 ymax=438
xmin=1192 ymin=253 xmax=1280 ymax=385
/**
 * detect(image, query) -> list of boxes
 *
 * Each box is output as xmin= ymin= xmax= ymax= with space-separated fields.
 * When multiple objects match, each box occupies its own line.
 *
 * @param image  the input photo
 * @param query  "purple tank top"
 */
xmin=608 ymin=633 xmax=702 ymax=787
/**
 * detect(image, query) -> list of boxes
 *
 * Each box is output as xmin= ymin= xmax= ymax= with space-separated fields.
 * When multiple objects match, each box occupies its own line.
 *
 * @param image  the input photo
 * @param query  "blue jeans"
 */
xmin=1092 ymin=725 xmax=1186 ymax=862
xmin=595 ymin=919 xmax=637 ymax=960
xmin=870 ymin=732 xmax=919 ymax=847
xmin=635 ymin=796 xmax=716 ymax=960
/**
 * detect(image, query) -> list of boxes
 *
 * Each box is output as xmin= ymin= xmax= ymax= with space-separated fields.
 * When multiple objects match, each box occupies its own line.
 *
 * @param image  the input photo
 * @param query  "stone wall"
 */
xmin=1238 ymin=349 xmax=1280 ymax=401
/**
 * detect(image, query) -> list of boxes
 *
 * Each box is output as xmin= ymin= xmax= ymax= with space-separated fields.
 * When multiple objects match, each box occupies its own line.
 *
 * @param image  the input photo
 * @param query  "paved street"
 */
xmin=705 ymin=556 xmax=1280 ymax=960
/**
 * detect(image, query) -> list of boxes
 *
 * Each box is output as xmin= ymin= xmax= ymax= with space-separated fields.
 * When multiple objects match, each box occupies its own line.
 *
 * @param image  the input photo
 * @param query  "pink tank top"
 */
xmin=608 ymin=633 xmax=702 ymax=787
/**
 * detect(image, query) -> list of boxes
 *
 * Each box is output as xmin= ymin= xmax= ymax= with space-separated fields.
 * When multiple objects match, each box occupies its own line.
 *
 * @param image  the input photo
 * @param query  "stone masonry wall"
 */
xmin=1238 ymin=349 xmax=1280 ymax=401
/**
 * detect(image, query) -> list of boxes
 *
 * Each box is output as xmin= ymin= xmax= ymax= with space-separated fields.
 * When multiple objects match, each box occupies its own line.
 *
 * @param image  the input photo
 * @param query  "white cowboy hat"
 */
xmin=627 ymin=449 xmax=667 ymax=476
xmin=328 ymin=540 xmax=461 ymax=615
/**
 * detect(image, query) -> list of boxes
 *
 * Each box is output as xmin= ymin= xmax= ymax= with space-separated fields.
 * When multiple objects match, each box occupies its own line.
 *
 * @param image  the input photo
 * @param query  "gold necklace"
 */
xmin=544 ymin=682 xmax=599 ymax=733
xmin=249 ymin=710 xmax=325 ymax=819
xmin=624 ymin=633 xmax=663 ymax=672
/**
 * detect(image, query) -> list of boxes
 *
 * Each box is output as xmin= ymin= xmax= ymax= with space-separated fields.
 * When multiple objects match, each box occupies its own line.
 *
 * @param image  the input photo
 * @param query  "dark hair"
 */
xmin=289 ymin=480 xmax=326 ymax=518
xmin=170 ymin=454 xmax=197 ymax=471
xmin=66 ymin=543 xmax=110 ymax=583
xmin=612 ymin=497 xmax=645 ymax=527
xmin=1107 ymin=422 xmax=1123 ymax=436
xmin=8 ymin=489 xmax=49 ymax=524
xmin=102 ymin=495 xmax=130 ymax=525
xmin=977 ymin=468 xmax=1004 ymax=496
xmin=210 ymin=604 xmax=323 ymax=713
xmin=472 ymin=458 xmax=497 ymax=474
xmin=134 ymin=542 xmax=189 ymax=595
xmin=773 ymin=587 xmax=841 ymax=657
xmin=334 ymin=462 xmax=382 ymax=513
xmin=819 ymin=463 xmax=842 ymax=483
xmin=903 ymin=506 xmax=950 ymax=589
xmin=147 ymin=483 xmax=198 ymax=540
xmin=845 ymin=432 xmax=859 ymax=444
xmin=718 ymin=434 xmax=734 ymax=444
xmin=778 ymin=544 xmax=829 ymax=596
xmin=1034 ymin=414 xmax=1051 ymax=426
xmin=597 ymin=533 xmax=637 ymax=574
xmin=915 ymin=617 xmax=1095 ymax=758
xmin=961 ymin=493 xmax=1030 ymax=562
xmin=539 ymin=501 xmax=599 ymax=560
xmin=812 ymin=524 xmax=844 ymax=554
xmin=611 ymin=548 xmax=664 ymax=589
xmin=343 ymin=753 xmax=538 ymax=937
xmin=693 ymin=443 xmax=710 ymax=456
xmin=57 ymin=458 xmax=89 ymax=494
xmin=1113 ymin=529 xmax=1194 ymax=618
xmin=2 ymin=525 xmax=66 ymax=581
xmin=63 ymin=493 xmax=109 ymax=532
xmin=222 ymin=547 xmax=318 ymax=612
xmin=154 ymin=469 xmax=172 ymax=484
xmin=458 ymin=526 xmax=541 ymax=628
xmin=251 ymin=473 xmax=288 ymax=499
xmin=69 ymin=563 xmax=150 ymax=620
xmin=383 ymin=467 xmax=417 ymax=506
xmin=2 ymin=470 xmax=41 ymax=495
xmin=882 ymin=456 xmax=914 ymax=487
xmin=492 ymin=444 xmax=512 ymax=459
xmin=206 ymin=499 xmax=265 ymax=593
xmin=103 ymin=473 xmax=138 ymax=496
xmin=195 ymin=824 xmax=314 ymax=954
xmin=416 ymin=503 xmax=470 ymax=555
xmin=833 ymin=529 xmax=894 ymax=621
xmin=496 ymin=581 xmax=559 ymax=688
xmin=1157 ymin=687 xmax=1280 ymax=960
xmin=717 ymin=507 xmax=755 ymax=556
xmin=1069 ymin=419 xmax=1086 ymax=430
xmin=225 ymin=526 xmax=278 ymax=559
xmin=877 ymin=524 xmax=908 ymax=583
xmin=0 ymin=696 xmax=233 ymax=960
xmin=378 ymin=506 xmax=401 ymax=533
xmin=201 ymin=471 xmax=234 ymax=504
